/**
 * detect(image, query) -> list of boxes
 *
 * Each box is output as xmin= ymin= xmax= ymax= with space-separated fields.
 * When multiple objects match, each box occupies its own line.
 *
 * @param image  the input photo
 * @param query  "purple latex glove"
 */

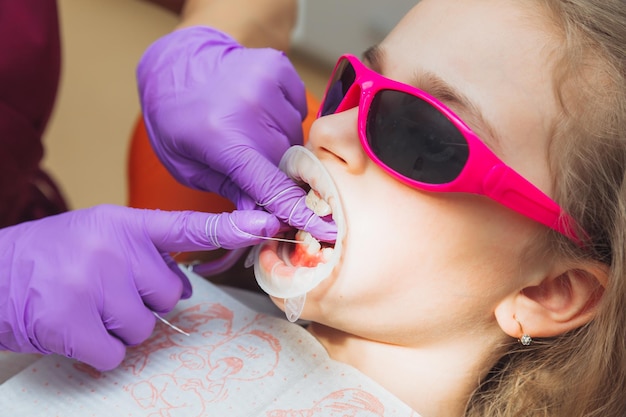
xmin=0 ymin=204 xmax=279 ymax=371
xmin=137 ymin=26 xmax=336 ymax=242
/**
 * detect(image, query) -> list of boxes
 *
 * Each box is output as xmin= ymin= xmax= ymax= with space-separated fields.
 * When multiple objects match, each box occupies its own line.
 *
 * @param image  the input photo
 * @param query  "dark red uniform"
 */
xmin=0 ymin=0 xmax=67 ymax=228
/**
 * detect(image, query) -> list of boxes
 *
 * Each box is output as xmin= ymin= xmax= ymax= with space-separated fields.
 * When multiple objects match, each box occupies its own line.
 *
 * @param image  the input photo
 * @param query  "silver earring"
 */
xmin=515 ymin=317 xmax=532 ymax=346
xmin=519 ymin=333 xmax=533 ymax=346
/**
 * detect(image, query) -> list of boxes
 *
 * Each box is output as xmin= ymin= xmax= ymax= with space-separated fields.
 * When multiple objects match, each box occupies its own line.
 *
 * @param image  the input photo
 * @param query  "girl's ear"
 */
xmin=494 ymin=261 xmax=608 ymax=340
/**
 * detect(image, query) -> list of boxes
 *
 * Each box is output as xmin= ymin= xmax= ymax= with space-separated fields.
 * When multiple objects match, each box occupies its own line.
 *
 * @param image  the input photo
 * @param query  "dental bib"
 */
xmin=0 ymin=270 xmax=416 ymax=416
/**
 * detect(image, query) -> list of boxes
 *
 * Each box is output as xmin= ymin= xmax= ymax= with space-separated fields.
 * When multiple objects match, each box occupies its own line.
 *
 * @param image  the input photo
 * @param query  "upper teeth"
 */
xmin=305 ymin=189 xmax=332 ymax=217
xmin=299 ymin=188 xmax=331 ymax=255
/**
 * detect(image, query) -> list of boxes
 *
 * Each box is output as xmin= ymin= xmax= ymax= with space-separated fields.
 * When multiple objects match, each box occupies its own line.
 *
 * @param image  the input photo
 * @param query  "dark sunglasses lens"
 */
xmin=320 ymin=59 xmax=356 ymax=116
xmin=366 ymin=90 xmax=469 ymax=184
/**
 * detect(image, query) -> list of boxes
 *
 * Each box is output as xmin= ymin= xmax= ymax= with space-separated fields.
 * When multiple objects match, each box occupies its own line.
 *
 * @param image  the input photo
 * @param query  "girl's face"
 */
xmin=288 ymin=0 xmax=561 ymax=345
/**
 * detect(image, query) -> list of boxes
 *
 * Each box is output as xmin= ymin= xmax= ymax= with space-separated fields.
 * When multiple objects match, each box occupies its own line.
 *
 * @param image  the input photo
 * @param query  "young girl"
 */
xmin=253 ymin=0 xmax=626 ymax=415
xmin=1 ymin=1 xmax=623 ymax=416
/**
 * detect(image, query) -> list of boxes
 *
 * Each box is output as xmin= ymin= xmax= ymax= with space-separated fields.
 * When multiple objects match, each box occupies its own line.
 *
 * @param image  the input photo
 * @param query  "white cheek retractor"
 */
xmin=247 ymin=146 xmax=346 ymax=322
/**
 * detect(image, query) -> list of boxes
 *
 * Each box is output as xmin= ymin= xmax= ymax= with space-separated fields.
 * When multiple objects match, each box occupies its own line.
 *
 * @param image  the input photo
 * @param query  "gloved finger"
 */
xmin=225 ymin=149 xmax=337 ymax=241
xmin=267 ymin=50 xmax=308 ymax=123
xmin=100 ymin=280 xmax=159 ymax=346
xmin=215 ymin=172 xmax=336 ymax=241
xmin=184 ymin=166 xmax=254 ymax=211
xmin=74 ymin=331 xmax=127 ymax=371
xmin=74 ymin=336 xmax=127 ymax=371
xmin=142 ymin=209 xmax=281 ymax=253
xmin=163 ymin=252 xmax=193 ymax=299
xmin=262 ymin=100 xmax=305 ymax=160
xmin=237 ymin=48 xmax=308 ymax=146
xmin=36 ymin=305 xmax=127 ymax=371
xmin=128 ymin=247 xmax=189 ymax=314
xmin=271 ymin=190 xmax=337 ymax=242
xmin=76 ymin=249 xmax=173 ymax=345
xmin=200 ymin=210 xmax=283 ymax=250
xmin=185 ymin=167 xmax=248 ymax=208
xmin=262 ymin=74 xmax=307 ymax=149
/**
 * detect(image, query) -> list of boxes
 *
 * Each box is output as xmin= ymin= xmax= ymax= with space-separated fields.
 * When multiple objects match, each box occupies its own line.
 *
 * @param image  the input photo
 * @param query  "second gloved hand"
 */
xmin=0 ymin=205 xmax=279 ymax=371
xmin=137 ymin=26 xmax=336 ymax=242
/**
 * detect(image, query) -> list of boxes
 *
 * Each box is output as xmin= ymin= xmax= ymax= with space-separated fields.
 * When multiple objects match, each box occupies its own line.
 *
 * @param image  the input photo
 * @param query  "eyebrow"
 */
xmin=362 ymin=45 xmax=504 ymax=151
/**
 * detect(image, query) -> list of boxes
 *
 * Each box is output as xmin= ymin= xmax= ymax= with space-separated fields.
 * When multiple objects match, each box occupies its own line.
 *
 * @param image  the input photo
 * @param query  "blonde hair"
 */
xmin=466 ymin=1 xmax=626 ymax=416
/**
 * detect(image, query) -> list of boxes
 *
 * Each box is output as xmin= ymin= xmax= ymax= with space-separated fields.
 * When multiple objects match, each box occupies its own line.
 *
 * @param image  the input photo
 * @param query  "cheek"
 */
xmin=303 ymin=173 xmax=447 ymax=310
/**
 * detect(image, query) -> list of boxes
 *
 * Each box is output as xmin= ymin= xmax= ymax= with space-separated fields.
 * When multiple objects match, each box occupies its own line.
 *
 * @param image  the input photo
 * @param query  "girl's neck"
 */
xmin=307 ymin=322 xmax=505 ymax=417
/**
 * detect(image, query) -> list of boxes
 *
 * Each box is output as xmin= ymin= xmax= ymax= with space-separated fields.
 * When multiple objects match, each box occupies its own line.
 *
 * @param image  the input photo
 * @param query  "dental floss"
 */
xmin=248 ymin=235 xmax=301 ymax=244
xmin=256 ymin=185 xmax=304 ymax=207
xmin=153 ymin=312 xmax=190 ymax=336
xmin=225 ymin=215 xmax=304 ymax=245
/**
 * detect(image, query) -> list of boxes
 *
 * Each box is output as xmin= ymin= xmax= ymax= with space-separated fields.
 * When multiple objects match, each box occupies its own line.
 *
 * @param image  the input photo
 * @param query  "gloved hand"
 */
xmin=137 ymin=26 xmax=337 ymax=242
xmin=0 ymin=204 xmax=279 ymax=371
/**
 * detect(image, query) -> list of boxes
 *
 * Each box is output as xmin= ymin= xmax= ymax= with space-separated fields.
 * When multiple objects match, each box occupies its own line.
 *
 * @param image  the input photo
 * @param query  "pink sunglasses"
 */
xmin=318 ymin=54 xmax=583 ymax=244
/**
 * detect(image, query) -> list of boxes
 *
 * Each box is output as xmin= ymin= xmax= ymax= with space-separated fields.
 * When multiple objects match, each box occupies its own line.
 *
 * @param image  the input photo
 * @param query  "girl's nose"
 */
xmin=306 ymin=107 xmax=369 ymax=175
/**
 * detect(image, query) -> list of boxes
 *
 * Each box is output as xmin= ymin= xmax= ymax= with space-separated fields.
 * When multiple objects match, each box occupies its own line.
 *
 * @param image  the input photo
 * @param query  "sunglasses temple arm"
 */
xmin=483 ymin=164 xmax=584 ymax=245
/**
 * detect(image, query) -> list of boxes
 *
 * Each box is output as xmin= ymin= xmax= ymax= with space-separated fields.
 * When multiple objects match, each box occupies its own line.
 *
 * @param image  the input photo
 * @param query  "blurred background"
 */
xmin=44 ymin=0 xmax=414 ymax=210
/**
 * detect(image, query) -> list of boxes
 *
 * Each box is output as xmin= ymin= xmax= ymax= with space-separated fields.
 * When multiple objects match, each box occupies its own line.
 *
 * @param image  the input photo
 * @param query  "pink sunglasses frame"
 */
xmin=319 ymin=54 xmax=582 ymax=244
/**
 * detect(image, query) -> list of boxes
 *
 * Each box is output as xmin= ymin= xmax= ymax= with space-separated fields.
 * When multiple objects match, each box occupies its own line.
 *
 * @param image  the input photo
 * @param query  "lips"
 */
xmin=249 ymin=146 xmax=346 ymax=304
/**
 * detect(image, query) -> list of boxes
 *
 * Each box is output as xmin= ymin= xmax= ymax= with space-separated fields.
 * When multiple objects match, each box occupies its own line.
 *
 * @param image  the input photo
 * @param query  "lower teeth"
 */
xmin=296 ymin=230 xmax=322 ymax=255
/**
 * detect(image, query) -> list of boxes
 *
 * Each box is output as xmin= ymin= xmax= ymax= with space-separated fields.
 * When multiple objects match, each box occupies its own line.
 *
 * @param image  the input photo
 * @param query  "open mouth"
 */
xmin=249 ymin=146 xmax=346 ymax=319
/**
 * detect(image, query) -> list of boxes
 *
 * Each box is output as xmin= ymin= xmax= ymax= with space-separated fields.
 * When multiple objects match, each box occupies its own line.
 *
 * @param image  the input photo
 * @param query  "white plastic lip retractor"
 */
xmin=251 ymin=146 xmax=346 ymax=322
